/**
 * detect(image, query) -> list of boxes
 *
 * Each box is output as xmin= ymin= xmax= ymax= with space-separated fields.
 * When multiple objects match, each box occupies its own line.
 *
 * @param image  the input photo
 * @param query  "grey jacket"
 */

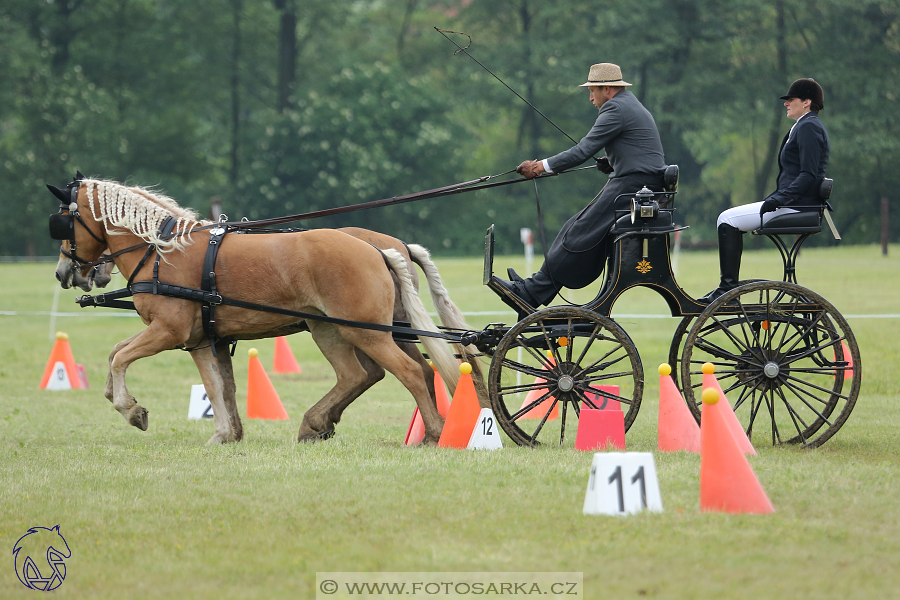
xmin=546 ymin=89 xmax=665 ymax=177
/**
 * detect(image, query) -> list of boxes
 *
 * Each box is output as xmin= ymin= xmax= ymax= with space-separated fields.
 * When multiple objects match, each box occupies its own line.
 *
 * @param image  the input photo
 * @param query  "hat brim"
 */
xmin=579 ymin=80 xmax=632 ymax=87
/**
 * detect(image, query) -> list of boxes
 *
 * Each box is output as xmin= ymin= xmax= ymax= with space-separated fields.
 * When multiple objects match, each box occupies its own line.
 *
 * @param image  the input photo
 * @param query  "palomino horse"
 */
xmin=52 ymin=177 xmax=461 ymax=444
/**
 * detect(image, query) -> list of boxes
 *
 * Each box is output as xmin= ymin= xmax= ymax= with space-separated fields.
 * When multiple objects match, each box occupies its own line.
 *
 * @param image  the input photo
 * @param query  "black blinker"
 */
xmin=49 ymin=212 xmax=75 ymax=241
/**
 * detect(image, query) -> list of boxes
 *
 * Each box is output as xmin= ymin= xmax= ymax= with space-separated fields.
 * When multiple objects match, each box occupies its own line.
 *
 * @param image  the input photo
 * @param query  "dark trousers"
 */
xmin=522 ymin=172 xmax=664 ymax=306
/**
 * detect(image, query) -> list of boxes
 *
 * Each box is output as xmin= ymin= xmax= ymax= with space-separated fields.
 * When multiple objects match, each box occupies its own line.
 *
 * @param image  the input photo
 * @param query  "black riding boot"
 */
xmin=699 ymin=223 xmax=743 ymax=303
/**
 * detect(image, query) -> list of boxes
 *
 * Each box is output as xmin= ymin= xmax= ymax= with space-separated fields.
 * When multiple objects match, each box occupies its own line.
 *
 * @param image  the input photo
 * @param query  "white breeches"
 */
xmin=717 ymin=202 xmax=799 ymax=232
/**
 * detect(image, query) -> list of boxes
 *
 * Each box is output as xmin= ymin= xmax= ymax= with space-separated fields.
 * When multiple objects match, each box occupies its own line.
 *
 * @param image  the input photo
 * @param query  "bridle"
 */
xmin=48 ymin=176 xmax=108 ymax=270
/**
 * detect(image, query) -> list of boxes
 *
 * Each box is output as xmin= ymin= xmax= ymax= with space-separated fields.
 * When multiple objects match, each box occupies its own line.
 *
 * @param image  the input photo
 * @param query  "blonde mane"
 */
xmin=83 ymin=179 xmax=211 ymax=253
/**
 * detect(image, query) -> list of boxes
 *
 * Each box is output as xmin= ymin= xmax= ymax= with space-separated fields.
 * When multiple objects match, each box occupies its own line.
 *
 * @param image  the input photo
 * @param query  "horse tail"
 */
xmin=382 ymin=248 xmax=460 ymax=394
xmin=407 ymin=243 xmax=469 ymax=331
xmin=406 ymin=244 xmax=489 ymax=407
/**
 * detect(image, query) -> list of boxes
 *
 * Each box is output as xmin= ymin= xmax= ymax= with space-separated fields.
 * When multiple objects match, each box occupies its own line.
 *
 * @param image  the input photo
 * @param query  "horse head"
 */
xmin=49 ymin=173 xmax=110 ymax=291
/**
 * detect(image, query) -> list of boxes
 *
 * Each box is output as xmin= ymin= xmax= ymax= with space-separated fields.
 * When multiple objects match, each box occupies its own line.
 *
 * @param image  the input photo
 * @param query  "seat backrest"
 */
xmin=819 ymin=177 xmax=833 ymax=200
xmin=663 ymin=165 xmax=679 ymax=192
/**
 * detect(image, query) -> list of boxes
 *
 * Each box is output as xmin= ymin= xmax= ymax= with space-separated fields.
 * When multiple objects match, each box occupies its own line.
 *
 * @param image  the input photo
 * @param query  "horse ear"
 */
xmin=75 ymin=171 xmax=85 ymax=181
xmin=47 ymin=184 xmax=69 ymax=203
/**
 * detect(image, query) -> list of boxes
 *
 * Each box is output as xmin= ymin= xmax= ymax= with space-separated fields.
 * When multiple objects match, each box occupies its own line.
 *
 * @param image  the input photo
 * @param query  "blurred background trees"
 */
xmin=1 ymin=0 xmax=897 ymax=256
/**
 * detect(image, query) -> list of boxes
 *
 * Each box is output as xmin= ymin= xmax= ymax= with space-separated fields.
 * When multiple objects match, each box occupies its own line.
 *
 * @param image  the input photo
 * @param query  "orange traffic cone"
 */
xmin=701 ymin=363 xmax=756 ymax=455
xmin=246 ymin=348 xmax=289 ymax=419
xmin=39 ymin=332 xmax=82 ymax=390
xmin=432 ymin=363 xmax=451 ymax=418
xmin=438 ymin=363 xmax=482 ymax=448
xmin=405 ymin=407 xmax=426 ymax=446
xmin=700 ymin=387 xmax=774 ymax=514
xmin=519 ymin=353 xmax=559 ymax=420
xmin=834 ymin=340 xmax=854 ymax=380
xmin=273 ymin=336 xmax=302 ymax=374
xmin=405 ymin=363 xmax=452 ymax=446
xmin=657 ymin=364 xmax=700 ymax=453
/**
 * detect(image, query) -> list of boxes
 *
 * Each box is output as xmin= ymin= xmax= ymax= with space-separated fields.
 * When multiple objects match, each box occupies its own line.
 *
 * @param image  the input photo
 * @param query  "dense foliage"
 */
xmin=1 ymin=0 xmax=898 ymax=256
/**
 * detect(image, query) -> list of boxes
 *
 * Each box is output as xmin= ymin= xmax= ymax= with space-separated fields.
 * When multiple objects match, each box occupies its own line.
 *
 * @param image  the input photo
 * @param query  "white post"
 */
xmin=49 ymin=285 xmax=61 ymax=341
xmin=520 ymin=227 xmax=534 ymax=277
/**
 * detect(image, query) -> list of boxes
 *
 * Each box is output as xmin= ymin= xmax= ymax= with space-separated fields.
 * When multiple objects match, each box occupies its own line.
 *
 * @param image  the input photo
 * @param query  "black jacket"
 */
xmin=766 ymin=112 xmax=829 ymax=208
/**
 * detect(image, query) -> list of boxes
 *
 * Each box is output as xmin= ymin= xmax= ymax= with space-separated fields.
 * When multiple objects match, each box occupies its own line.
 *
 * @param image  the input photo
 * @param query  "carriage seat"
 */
xmin=754 ymin=210 xmax=823 ymax=235
xmin=754 ymin=177 xmax=832 ymax=236
xmin=611 ymin=210 xmax=674 ymax=235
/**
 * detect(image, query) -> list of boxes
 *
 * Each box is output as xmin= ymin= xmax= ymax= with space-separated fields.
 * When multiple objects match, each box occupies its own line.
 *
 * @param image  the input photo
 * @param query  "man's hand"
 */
xmin=516 ymin=160 xmax=545 ymax=179
xmin=759 ymin=199 xmax=780 ymax=217
xmin=596 ymin=156 xmax=613 ymax=174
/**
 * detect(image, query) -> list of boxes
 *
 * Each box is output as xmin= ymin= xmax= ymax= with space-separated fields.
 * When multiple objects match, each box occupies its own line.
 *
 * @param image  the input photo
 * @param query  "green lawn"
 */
xmin=1 ymin=244 xmax=898 ymax=599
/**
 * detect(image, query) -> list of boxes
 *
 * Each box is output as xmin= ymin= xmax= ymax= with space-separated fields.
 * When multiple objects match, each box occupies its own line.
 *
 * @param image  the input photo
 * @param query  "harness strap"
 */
xmin=125 ymin=282 xmax=458 ymax=341
xmin=200 ymin=226 xmax=228 ymax=355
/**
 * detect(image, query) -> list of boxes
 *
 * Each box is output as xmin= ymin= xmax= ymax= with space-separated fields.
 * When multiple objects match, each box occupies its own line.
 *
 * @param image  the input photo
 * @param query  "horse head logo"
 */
xmin=12 ymin=525 xmax=71 ymax=591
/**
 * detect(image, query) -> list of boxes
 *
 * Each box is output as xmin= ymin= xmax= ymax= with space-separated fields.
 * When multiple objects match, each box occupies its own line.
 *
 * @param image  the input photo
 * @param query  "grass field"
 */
xmin=1 ymin=244 xmax=898 ymax=599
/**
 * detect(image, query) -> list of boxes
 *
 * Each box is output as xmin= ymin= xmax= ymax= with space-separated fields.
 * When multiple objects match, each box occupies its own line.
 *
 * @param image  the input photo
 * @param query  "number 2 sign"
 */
xmin=583 ymin=452 xmax=663 ymax=515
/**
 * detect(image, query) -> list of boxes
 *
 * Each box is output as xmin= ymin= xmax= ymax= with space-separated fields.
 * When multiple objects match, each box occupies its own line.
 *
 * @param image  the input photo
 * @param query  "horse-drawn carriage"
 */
xmin=475 ymin=168 xmax=859 ymax=449
xmin=48 ymin=168 xmax=859 ymax=449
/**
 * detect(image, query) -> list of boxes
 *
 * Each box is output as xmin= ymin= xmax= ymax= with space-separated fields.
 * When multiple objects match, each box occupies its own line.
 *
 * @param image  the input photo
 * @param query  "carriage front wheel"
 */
xmin=679 ymin=281 xmax=861 ymax=448
xmin=488 ymin=307 xmax=643 ymax=447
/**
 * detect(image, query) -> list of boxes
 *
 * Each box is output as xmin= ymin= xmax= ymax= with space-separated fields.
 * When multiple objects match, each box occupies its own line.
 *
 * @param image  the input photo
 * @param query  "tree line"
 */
xmin=1 ymin=0 xmax=897 ymax=257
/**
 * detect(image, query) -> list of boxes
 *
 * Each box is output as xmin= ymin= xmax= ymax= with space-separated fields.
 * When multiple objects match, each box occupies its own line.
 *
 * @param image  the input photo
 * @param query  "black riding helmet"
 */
xmin=780 ymin=78 xmax=824 ymax=108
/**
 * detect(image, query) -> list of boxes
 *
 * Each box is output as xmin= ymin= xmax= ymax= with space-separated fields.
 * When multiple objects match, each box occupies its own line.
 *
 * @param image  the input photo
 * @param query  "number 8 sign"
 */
xmin=583 ymin=453 xmax=663 ymax=515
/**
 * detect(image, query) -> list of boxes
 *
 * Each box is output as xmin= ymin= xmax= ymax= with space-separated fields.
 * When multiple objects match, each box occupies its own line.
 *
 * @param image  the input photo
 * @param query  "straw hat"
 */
xmin=579 ymin=63 xmax=632 ymax=87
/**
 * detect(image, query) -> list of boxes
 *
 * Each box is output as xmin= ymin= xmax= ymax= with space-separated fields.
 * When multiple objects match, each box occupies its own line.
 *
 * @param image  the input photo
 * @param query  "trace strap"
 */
xmin=77 ymin=284 xmax=470 ymax=344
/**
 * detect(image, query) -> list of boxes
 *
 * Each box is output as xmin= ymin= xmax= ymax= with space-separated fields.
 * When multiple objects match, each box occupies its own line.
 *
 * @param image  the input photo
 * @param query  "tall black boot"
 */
xmin=699 ymin=223 xmax=743 ymax=303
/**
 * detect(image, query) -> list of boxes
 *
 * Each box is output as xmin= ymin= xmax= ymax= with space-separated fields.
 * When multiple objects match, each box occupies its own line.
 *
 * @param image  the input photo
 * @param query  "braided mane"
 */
xmin=82 ymin=179 xmax=211 ymax=253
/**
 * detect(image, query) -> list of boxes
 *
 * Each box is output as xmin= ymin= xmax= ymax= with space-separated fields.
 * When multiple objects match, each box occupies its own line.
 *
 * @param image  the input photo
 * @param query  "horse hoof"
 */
xmin=206 ymin=432 xmax=238 ymax=445
xmin=297 ymin=426 xmax=335 ymax=443
xmin=129 ymin=406 xmax=149 ymax=431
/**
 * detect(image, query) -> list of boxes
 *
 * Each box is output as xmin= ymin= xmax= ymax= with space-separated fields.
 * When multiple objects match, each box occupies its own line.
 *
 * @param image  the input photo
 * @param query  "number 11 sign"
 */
xmin=583 ymin=452 xmax=663 ymax=515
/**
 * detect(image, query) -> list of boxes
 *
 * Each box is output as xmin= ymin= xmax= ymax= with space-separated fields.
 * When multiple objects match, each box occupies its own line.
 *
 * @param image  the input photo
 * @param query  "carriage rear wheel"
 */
xmin=488 ymin=307 xmax=643 ymax=447
xmin=679 ymin=281 xmax=860 ymax=448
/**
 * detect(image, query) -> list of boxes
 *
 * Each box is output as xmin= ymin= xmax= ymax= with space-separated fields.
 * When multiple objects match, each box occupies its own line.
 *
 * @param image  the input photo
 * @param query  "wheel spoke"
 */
xmin=585 ymin=385 xmax=633 ymax=406
xmin=581 ymin=370 xmax=634 ymax=384
xmin=693 ymin=338 xmax=764 ymax=366
xmin=559 ymin=398 xmax=568 ymax=446
xmin=783 ymin=373 xmax=849 ymax=401
xmin=781 ymin=380 xmax=835 ymax=426
xmin=573 ymin=323 xmax=601 ymax=368
xmin=577 ymin=347 xmax=628 ymax=377
xmin=508 ymin=388 xmax=556 ymax=422
xmin=499 ymin=356 xmax=547 ymax=380
xmin=774 ymin=385 xmax=810 ymax=444
xmin=497 ymin=380 xmax=554 ymax=396
xmin=529 ymin=398 xmax=560 ymax=444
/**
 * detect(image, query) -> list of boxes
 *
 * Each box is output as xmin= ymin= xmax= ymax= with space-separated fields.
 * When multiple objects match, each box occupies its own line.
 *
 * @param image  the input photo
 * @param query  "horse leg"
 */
xmin=215 ymin=342 xmax=243 ymax=441
xmin=297 ymin=323 xmax=375 ymax=442
xmin=315 ymin=341 xmax=437 ymax=431
xmin=105 ymin=332 xmax=140 ymax=401
xmin=187 ymin=344 xmax=242 ymax=444
xmin=346 ymin=332 xmax=445 ymax=445
xmin=108 ymin=324 xmax=182 ymax=431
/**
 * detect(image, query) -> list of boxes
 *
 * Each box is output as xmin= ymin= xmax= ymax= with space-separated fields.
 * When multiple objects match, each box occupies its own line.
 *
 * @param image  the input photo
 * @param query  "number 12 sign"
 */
xmin=583 ymin=452 xmax=663 ymax=515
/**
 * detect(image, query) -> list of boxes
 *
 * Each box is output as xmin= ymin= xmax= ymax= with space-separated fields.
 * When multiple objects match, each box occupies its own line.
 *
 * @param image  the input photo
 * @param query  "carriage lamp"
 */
xmin=630 ymin=187 xmax=660 ymax=223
